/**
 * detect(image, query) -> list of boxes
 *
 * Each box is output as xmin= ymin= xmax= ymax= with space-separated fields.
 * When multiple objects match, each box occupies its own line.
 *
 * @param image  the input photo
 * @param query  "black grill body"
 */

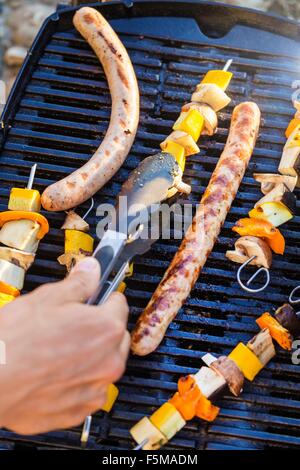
xmin=0 ymin=0 xmax=300 ymax=450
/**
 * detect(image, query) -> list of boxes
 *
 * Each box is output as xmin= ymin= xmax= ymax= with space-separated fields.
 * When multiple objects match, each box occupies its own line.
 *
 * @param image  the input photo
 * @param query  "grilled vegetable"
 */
xmin=101 ymin=384 xmax=119 ymax=413
xmin=57 ymin=251 xmax=91 ymax=272
xmin=0 ymin=220 xmax=40 ymax=253
xmin=275 ymin=304 xmax=300 ymax=337
xmin=169 ymin=376 xmax=200 ymax=421
xmin=256 ymin=312 xmax=293 ymax=350
xmin=0 ymin=211 xmax=49 ymax=240
xmin=0 ymin=281 xmax=20 ymax=298
xmin=232 ymin=218 xmax=285 ymax=255
xmin=130 ymin=417 xmax=167 ymax=450
xmin=228 ymin=343 xmax=263 ymax=381
xmin=173 ymin=108 xmax=204 ymax=142
xmin=150 ymin=402 xmax=186 ymax=440
xmin=160 ymin=130 xmax=200 ymax=157
xmin=253 ymin=173 xmax=297 ymax=194
xmin=0 ymin=259 xmax=25 ymax=291
xmin=181 ymin=102 xmax=217 ymax=136
xmin=65 ymin=230 xmax=94 ymax=255
xmin=0 ymin=247 xmax=35 ymax=271
xmin=193 ymin=366 xmax=226 ymax=398
xmin=195 ymin=394 xmax=220 ymax=422
xmin=192 ymin=83 xmax=231 ymax=112
xmin=249 ymin=202 xmax=293 ymax=227
xmin=162 ymin=141 xmax=186 ymax=172
xmin=279 ymin=124 xmax=300 ymax=181
xmin=285 ymin=118 xmax=300 ymax=139
xmin=247 ymin=328 xmax=276 ymax=366
xmin=201 ymin=69 xmax=233 ymax=91
xmin=61 ymin=210 xmax=89 ymax=233
xmin=8 ymin=188 xmax=41 ymax=212
xmin=254 ymin=183 xmax=297 ymax=214
xmin=210 ymin=356 xmax=244 ymax=397
xmin=170 ymin=375 xmax=219 ymax=422
xmin=0 ymin=292 xmax=15 ymax=308
xmin=226 ymin=236 xmax=272 ymax=269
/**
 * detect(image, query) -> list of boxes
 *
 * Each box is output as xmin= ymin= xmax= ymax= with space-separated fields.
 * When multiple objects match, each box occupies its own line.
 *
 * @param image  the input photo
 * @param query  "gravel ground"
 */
xmin=1 ymin=0 xmax=300 ymax=96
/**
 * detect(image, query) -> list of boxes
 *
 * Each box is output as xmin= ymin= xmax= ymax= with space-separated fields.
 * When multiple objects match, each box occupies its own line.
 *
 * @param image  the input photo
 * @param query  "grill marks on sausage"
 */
xmin=117 ymin=66 xmax=130 ymax=89
xmin=131 ymin=102 xmax=261 ymax=355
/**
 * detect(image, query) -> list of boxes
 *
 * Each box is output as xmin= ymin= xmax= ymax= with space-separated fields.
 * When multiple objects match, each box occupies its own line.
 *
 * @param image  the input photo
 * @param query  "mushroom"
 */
xmin=0 ymin=247 xmax=35 ymax=271
xmin=226 ymin=236 xmax=272 ymax=269
xmin=61 ymin=210 xmax=89 ymax=233
xmin=181 ymin=102 xmax=218 ymax=136
xmin=192 ymin=83 xmax=231 ymax=112
xmin=57 ymin=251 xmax=92 ymax=272
xmin=210 ymin=356 xmax=244 ymax=397
xmin=254 ymin=183 xmax=297 ymax=214
xmin=275 ymin=304 xmax=300 ymax=337
xmin=253 ymin=173 xmax=297 ymax=195
xmin=160 ymin=130 xmax=200 ymax=157
xmin=247 ymin=328 xmax=276 ymax=366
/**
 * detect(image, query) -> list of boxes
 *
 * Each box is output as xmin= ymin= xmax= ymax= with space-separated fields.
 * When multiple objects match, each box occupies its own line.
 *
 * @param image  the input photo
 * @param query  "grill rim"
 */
xmin=2 ymin=0 xmax=300 ymax=149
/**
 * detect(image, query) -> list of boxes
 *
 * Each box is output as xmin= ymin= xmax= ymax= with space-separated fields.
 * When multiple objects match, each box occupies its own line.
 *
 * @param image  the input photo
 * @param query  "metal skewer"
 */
xmin=133 ymin=438 xmax=148 ymax=450
xmin=82 ymin=197 xmax=94 ymax=220
xmin=237 ymin=256 xmax=270 ymax=293
xmin=27 ymin=164 xmax=37 ymax=190
xmin=223 ymin=59 xmax=233 ymax=71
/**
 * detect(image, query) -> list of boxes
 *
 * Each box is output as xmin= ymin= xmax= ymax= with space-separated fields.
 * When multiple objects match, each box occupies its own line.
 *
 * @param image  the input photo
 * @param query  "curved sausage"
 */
xmin=131 ymin=102 xmax=261 ymax=356
xmin=41 ymin=7 xmax=139 ymax=211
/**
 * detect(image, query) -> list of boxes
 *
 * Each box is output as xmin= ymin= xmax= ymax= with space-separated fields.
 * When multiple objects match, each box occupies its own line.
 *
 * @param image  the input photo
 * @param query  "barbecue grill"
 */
xmin=1 ymin=0 xmax=300 ymax=451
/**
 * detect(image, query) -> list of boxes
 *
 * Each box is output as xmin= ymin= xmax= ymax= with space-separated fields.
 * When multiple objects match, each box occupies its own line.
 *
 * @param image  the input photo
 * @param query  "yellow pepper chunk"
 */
xmin=126 ymin=262 xmax=134 ymax=278
xmin=173 ymin=109 xmax=204 ymax=143
xmin=8 ymin=188 xmax=41 ymax=213
xmin=150 ymin=402 xmax=186 ymax=440
xmin=229 ymin=343 xmax=263 ymax=381
xmin=65 ymin=230 xmax=94 ymax=254
xmin=162 ymin=141 xmax=186 ymax=172
xmin=286 ymin=124 xmax=300 ymax=148
xmin=285 ymin=119 xmax=300 ymax=139
xmin=117 ymin=281 xmax=127 ymax=294
xmin=0 ymin=292 xmax=15 ymax=308
xmin=201 ymin=70 xmax=233 ymax=91
xmin=101 ymin=384 xmax=119 ymax=413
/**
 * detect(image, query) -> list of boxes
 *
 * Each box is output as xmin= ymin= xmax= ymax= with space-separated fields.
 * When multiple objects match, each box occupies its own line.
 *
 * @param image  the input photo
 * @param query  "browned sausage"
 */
xmin=41 ymin=7 xmax=139 ymax=211
xmin=131 ymin=102 xmax=261 ymax=356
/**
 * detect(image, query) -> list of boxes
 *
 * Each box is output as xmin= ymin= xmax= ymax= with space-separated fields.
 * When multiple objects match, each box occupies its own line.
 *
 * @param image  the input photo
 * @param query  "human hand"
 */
xmin=0 ymin=257 xmax=130 ymax=434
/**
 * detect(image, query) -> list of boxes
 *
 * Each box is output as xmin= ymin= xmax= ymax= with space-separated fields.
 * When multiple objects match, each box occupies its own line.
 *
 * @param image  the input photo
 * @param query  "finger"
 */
xmin=119 ymin=330 xmax=131 ymax=361
xmin=100 ymin=292 xmax=129 ymax=324
xmin=36 ymin=257 xmax=101 ymax=305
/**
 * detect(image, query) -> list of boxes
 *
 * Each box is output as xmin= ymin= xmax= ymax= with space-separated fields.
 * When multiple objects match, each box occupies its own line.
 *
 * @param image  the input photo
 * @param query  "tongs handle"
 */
xmin=87 ymin=230 xmax=127 ymax=305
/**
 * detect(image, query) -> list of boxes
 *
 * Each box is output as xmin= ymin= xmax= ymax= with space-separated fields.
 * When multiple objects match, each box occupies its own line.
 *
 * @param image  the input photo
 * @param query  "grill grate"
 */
xmin=0 ymin=1 xmax=300 ymax=450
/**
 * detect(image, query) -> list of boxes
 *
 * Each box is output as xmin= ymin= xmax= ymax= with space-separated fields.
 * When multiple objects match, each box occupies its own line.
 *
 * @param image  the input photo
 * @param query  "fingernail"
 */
xmin=72 ymin=257 xmax=100 ymax=274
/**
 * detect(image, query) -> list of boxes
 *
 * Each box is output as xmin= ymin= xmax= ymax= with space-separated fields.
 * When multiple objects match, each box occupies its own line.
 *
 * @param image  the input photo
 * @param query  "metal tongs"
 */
xmin=80 ymin=152 xmax=189 ymax=446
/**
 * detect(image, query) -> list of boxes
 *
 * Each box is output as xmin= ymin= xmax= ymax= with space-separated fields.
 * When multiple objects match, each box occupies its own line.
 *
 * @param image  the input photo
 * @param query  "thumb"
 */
xmin=55 ymin=257 xmax=101 ymax=304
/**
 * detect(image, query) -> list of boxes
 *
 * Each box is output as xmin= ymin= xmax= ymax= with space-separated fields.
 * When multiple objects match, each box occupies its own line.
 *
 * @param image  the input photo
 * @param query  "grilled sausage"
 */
xmin=41 ymin=7 xmax=139 ymax=211
xmin=131 ymin=102 xmax=261 ymax=356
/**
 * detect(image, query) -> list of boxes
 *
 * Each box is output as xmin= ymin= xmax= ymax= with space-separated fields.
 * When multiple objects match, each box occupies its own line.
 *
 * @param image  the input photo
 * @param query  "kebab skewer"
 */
xmin=0 ymin=165 xmax=49 ymax=308
xmin=227 ymin=100 xmax=299 ymax=290
xmin=130 ymin=302 xmax=300 ymax=450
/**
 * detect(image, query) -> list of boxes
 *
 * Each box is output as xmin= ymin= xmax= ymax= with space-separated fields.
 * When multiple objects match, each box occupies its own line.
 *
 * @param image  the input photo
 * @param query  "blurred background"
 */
xmin=1 ymin=0 xmax=300 ymax=99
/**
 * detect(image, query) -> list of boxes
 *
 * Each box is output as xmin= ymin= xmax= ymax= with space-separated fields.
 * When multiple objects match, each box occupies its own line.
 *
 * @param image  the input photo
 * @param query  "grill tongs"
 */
xmin=81 ymin=152 xmax=190 ymax=446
